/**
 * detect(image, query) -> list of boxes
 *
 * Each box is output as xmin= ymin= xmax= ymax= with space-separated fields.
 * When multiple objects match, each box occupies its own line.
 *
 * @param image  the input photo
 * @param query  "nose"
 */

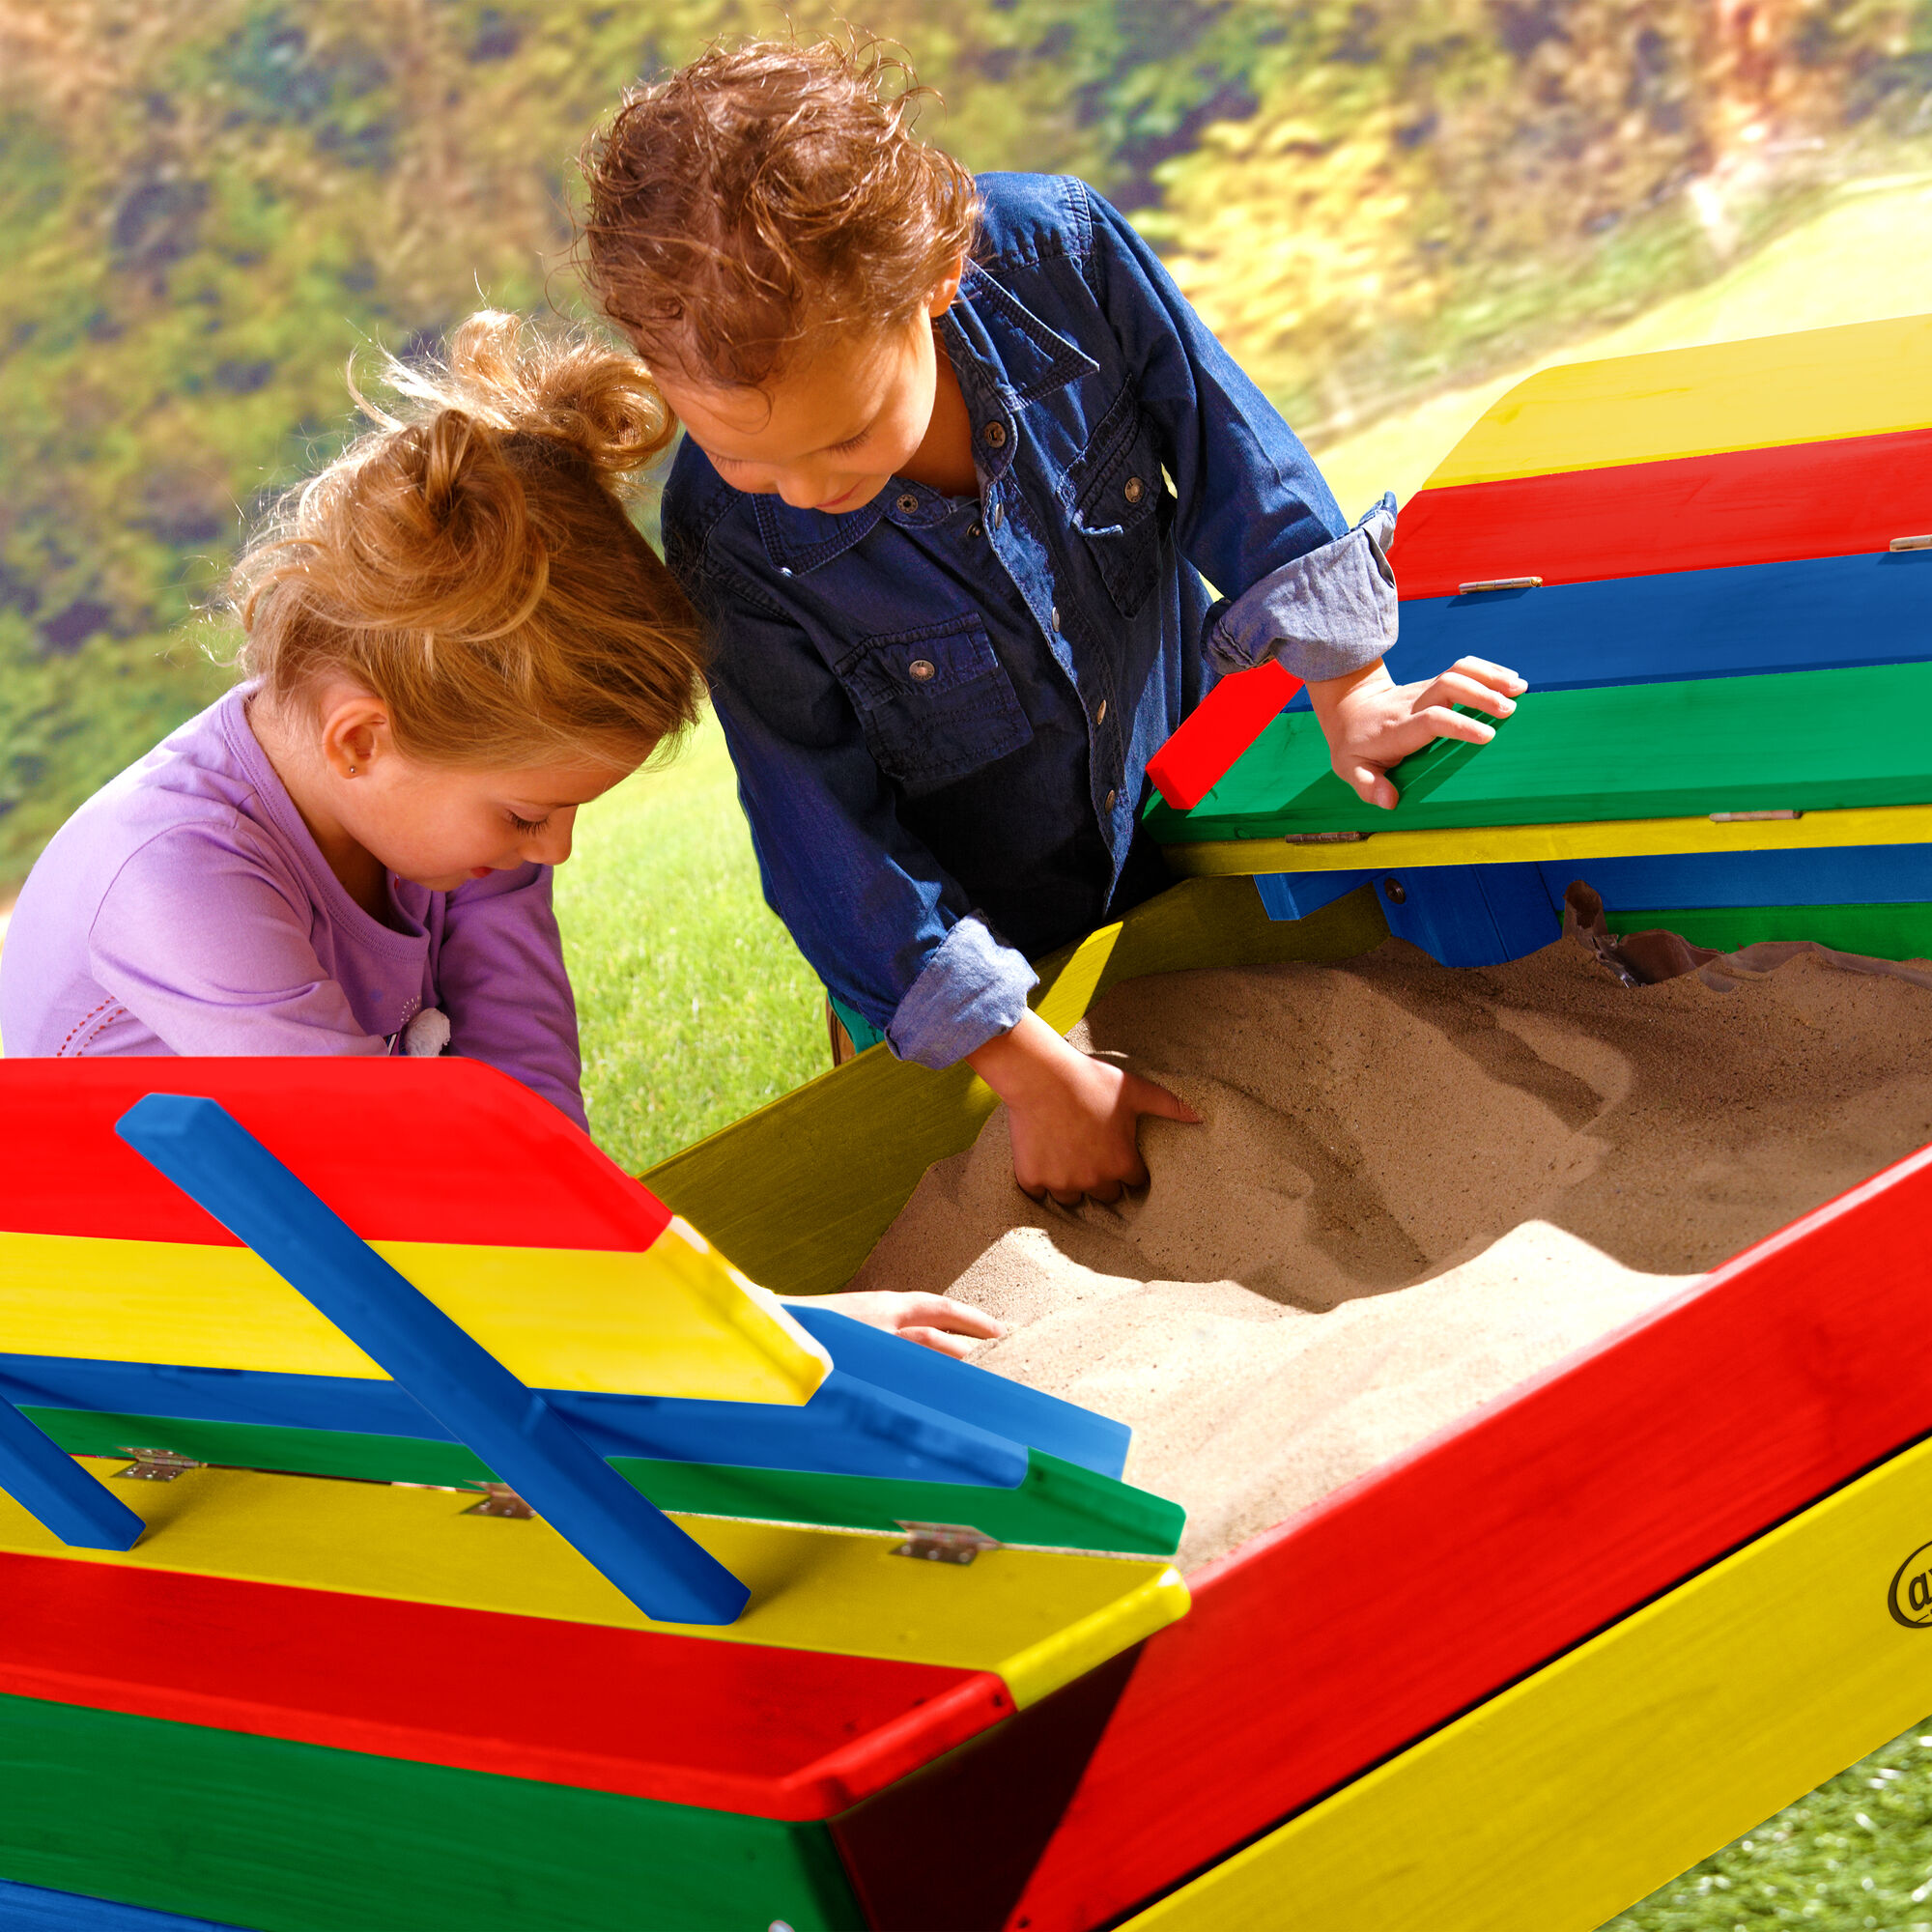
xmin=774 ymin=464 xmax=838 ymax=510
xmin=521 ymin=809 xmax=577 ymax=867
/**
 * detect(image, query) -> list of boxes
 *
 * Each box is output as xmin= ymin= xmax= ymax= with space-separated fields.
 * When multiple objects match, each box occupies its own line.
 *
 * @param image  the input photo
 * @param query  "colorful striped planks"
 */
xmin=1150 ymin=662 xmax=1932 ymax=844
xmin=1147 ymin=661 xmax=1301 ymax=810
xmin=0 ymin=1553 xmax=1009 ymax=1818
xmin=1121 ymin=1424 xmax=1932 ymax=1930
xmin=0 ymin=1695 xmax=867 ymax=1932
xmin=1388 ymin=424 xmax=1932 ymax=599
xmin=1423 ymin=312 xmax=1932 ymax=486
xmin=0 ymin=1879 xmax=245 ymax=1931
xmin=0 ymin=1058 xmax=829 ymax=1406
xmin=0 ymin=1461 xmax=1187 ymax=1705
xmin=831 ymin=1135 xmax=1932 ymax=1931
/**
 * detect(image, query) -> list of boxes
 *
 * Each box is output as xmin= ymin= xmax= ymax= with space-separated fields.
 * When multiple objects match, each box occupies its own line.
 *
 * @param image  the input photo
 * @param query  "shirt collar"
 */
xmin=752 ymin=264 xmax=1099 ymax=577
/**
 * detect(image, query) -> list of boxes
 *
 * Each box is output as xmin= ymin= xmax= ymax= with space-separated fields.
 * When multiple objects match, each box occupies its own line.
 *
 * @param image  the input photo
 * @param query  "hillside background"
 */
xmin=6 ymin=0 xmax=1932 ymax=889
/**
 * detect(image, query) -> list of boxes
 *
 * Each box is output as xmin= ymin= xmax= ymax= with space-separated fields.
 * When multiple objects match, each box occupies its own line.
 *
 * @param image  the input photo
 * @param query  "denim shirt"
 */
xmin=663 ymin=172 xmax=1397 ymax=1069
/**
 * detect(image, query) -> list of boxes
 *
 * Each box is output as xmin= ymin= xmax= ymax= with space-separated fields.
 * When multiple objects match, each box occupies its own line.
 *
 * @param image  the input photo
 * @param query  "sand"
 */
xmin=849 ymin=932 xmax=1932 ymax=1567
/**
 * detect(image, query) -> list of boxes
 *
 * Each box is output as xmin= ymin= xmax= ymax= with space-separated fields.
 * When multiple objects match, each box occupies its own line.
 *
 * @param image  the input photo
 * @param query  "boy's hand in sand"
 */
xmin=1309 ymin=656 xmax=1526 ymax=810
xmin=967 ymin=1009 xmax=1199 ymax=1207
xmin=799 ymin=1291 xmax=1007 ymax=1359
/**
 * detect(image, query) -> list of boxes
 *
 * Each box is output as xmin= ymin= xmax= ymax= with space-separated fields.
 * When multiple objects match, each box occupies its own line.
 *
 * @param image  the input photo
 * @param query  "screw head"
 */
xmin=1382 ymin=877 xmax=1407 ymax=904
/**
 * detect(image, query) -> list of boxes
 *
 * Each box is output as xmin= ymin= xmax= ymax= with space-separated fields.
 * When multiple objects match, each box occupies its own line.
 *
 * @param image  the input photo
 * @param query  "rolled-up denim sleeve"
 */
xmin=696 ymin=572 xmax=1037 ymax=1069
xmin=1079 ymin=184 xmax=1396 ymax=684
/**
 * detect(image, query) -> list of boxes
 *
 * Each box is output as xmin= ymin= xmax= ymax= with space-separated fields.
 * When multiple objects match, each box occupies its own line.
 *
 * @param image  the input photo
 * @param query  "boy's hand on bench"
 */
xmin=805 ymin=1291 xmax=1009 ymax=1358
xmin=968 ymin=1010 xmax=1200 ymax=1208
xmin=1309 ymin=655 xmax=1526 ymax=810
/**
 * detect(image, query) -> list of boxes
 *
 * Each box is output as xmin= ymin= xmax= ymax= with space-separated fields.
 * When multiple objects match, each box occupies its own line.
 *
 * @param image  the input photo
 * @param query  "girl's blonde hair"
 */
xmin=229 ymin=311 xmax=704 ymax=769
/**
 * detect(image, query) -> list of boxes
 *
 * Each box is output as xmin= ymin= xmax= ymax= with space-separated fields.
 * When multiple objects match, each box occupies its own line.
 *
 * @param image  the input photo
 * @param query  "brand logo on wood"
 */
xmin=1887 ymin=1541 xmax=1932 ymax=1628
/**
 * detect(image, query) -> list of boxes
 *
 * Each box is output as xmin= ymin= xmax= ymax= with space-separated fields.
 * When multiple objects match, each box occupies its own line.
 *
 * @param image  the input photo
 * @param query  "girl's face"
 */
xmin=657 ymin=275 xmax=962 ymax=515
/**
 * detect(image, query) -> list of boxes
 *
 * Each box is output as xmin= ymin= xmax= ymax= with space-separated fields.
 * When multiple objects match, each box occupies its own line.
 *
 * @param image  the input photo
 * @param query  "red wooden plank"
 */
xmin=1146 ymin=661 xmax=1302 ymax=810
xmin=1388 ymin=425 xmax=1932 ymax=602
xmin=831 ymin=1139 xmax=1932 ymax=1931
xmin=0 ymin=1059 xmax=670 ymax=1252
xmin=0 ymin=1553 xmax=1009 ymax=1820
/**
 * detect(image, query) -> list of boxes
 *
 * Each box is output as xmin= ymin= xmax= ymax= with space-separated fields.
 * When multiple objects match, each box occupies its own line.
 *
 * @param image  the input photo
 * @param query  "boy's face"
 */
xmin=657 ymin=298 xmax=952 ymax=516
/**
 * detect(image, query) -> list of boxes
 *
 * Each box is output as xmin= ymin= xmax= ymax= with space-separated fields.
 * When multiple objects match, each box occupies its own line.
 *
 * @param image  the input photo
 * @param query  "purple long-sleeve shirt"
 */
xmin=0 ymin=685 xmax=587 ymax=1127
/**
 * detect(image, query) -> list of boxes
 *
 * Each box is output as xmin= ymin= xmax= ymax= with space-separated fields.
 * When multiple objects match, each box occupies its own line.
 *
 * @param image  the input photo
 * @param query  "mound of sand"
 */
xmin=849 ymin=934 xmax=1932 ymax=1566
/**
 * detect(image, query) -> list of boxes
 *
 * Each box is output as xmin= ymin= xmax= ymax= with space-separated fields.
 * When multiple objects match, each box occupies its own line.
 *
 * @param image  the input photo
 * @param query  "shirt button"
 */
xmin=968 ymin=520 xmax=983 ymax=539
xmin=992 ymin=502 xmax=1005 ymax=528
xmin=1123 ymin=475 xmax=1146 ymax=504
xmin=896 ymin=493 xmax=919 ymax=514
xmin=1105 ymin=788 xmax=1118 ymax=810
xmin=1095 ymin=698 xmax=1108 ymax=724
xmin=1049 ymin=604 xmax=1060 ymax=631
xmin=780 ymin=565 xmax=793 ymax=576
xmin=981 ymin=421 xmax=1009 ymax=448
xmin=909 ymin=659 xmax=937 ymax=682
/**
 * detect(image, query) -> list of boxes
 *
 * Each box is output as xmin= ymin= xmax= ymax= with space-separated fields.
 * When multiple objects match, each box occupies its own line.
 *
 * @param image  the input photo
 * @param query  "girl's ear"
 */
xmin=317 ymin=693 xmax=394 ymax=782
xmin=926 ymin=249 xmax=968 ymax=319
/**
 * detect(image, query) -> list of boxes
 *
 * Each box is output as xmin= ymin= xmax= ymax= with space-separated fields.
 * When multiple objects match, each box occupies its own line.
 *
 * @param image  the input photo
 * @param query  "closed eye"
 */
xmin=830 ymin=429 xmax=870 ymax=455
xmin=507 ymin=811 xmax=551 ymax=836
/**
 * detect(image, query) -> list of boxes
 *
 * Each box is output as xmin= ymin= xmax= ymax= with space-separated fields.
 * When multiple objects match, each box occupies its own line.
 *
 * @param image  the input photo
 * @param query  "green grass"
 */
xmin=554 ymin=710 xmax=829 ymax=1176
xmin=1605 ymin=1719 xmax=1932 ymax=1929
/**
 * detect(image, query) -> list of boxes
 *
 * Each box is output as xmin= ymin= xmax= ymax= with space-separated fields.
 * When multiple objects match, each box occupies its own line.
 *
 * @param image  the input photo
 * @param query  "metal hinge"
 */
xmin=112 ymin=1447 xmax=204 ymax=1483
xmin=893 ymin=1520 xmax=1001 ymax=1566
xmin=1890 ymin=535 xmax=1932 ymax=552
xmin=1283 ymin=830 xmax=1369 ymax=845
xmin=1458 ymin=576 xmax=1544 ymax=593
xmin=1710 ymin=809 xmax=1802 ymax=823
xmin=462 ymin=1483 xmax=536 ymax=1520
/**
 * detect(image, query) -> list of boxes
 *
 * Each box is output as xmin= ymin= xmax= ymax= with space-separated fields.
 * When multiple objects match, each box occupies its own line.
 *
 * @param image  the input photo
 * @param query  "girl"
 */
xmin=579 ymin=40 xmax=1526 ymax=1210
xmin=0 ymin=312 xmax=997 ymax=1355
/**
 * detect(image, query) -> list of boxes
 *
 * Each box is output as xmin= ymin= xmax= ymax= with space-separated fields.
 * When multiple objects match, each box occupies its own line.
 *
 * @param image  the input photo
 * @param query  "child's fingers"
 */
xmin=1446 ymin=655 xmax=1527 ymax=694
xmin=1413 ymin=703 xmax=1496 ymax=746
xmin=1337 ymin=756 xmax=1400 ymax=810
xmin=905 ymin=1294 xmax=1007 ymax=1341
xmin=895 ymin=1324 xmax=984 ymax=1359
xmin=1128 ymin=1074 xmax=1201 ymax=1125
xmin=1422 ymin=670 xmax=1518 ymax=718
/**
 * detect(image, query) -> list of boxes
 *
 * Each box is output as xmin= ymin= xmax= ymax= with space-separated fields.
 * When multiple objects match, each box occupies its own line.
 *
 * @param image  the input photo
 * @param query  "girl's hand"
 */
xmin=804 ymin=1291 xmax=1008 ymax=1358
xmin=1309 ymin=656 xmax=1526 ymax=810
xmin=967 ymin=1009 xmax=1200 ymax=1207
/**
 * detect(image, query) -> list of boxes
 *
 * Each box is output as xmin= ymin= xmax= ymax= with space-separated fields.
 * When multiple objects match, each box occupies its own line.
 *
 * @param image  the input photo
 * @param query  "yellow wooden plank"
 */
xmin=1426 ymin=313 xmax=1932 ymax=488
xmin=645 ymin=877 xmax=1388 ymax=1297
xmin=1158 ymin=802 xmax=1932 ymax=878
xmin=0 ymin=1216 xmax=830 ymax=1406
xmin=4 ymin=1461 xmax=1185 ymax=1706
xmin=1122 ymin=1431 xmax=1932 ymax=1931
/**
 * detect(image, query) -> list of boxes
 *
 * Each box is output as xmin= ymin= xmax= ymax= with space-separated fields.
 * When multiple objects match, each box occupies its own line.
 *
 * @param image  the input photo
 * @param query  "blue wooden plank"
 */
xmin=1252 ymin=872 xmax=1367 ymax=923
xmin=0 ymin=1392 xmax=145 ymax=1551
xmin=0 ymin=1354 xmax=1030 ymax=1490
xmin=0 ymin=1879 xmax=245 ymax=1931
xmin=115 ymin=1095 xmax=749 ymax=1627
xmin=786 ymin=1306 xmax=1133 ymax=1482
xmin=1534 ymin=841 xmax=1932 ymax=910
xmin=1278 ymin=551 xmax=1932 ymax=707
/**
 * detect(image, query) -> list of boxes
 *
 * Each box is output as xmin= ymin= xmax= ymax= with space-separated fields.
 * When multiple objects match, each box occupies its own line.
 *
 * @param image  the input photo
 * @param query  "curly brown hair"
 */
xmin=578 ymin=37 xmax=981 ymax=387
xmin=227 ymin=312 xmax=704 ymax=770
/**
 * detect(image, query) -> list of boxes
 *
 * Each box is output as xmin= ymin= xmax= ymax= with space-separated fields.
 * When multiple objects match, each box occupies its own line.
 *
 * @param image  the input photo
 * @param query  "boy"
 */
xmin=580 ymin=40 xmax=1522 ymax=1206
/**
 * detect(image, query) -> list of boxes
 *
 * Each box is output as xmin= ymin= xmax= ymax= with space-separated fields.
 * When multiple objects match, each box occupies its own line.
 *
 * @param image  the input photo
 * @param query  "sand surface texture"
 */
xmin=850 ymin=936 xmax=1932 ymax=1567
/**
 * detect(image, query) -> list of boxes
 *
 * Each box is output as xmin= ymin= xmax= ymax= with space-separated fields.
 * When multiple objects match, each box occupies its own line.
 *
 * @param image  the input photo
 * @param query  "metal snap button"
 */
xmin=992 ymin=502 xmax=1005 ymax=528
xmin=1050 ymin=605 xmax=1061 ymax=631
xmin=981 ymin=421 xmax=1009 ymax=448
xmin=909 ymin=659 xmax=937 ymax=682
xmin=1095 ymin=698 xmax=1107 ymax=724
xmin=1123 ymin=475 xmax=1145 ymax=504
xmin=1104 ymin=787 xmax=1118 ymax=810
xmin=968 ymin=521 xmax=983 ymax=539
xmin=896 ymin=493 xmax=919 ymax=514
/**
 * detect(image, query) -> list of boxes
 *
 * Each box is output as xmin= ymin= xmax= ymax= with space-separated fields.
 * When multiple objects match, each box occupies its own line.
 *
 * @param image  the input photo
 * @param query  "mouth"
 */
xmin=814 ymin=483 xmax=860 ymax=511
xmin=469 ymin=866 xmax=494 ymax=879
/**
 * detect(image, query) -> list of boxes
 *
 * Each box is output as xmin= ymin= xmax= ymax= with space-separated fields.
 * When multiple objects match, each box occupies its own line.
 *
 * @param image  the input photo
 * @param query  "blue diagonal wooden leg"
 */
xmin=0 ymin=1389 xmax=144 ymax=1549
xmin=114 ymin=1094 xmax=750 ymax=1626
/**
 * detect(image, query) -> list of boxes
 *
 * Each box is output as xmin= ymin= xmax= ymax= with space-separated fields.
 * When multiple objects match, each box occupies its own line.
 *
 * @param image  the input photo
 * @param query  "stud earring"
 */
xmin=347 ymin=766 xmax=357 ymax=776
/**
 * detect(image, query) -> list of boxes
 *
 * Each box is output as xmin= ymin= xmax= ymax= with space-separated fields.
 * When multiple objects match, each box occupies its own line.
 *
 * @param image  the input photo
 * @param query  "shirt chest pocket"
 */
xmin=1067 ymin=388 xmax=1168 ymax=619
xmin=836 ymin=614 xmax=1035 ymax=799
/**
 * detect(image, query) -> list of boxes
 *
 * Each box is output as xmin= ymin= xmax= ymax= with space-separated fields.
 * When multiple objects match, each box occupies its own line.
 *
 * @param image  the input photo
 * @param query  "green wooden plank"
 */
xmin=643 ymin=876 xmax=1389 ymax=1298
xmin=0 ymin=1694 xmax=862 ymax=1932
xmin=1147 ymin=663 xmax=1932 ymax=845
xmin=24 ymin=1413 xmax=1183 ymax=1554
xmin=1605 ymin=900 xmax=1932 ymax=960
